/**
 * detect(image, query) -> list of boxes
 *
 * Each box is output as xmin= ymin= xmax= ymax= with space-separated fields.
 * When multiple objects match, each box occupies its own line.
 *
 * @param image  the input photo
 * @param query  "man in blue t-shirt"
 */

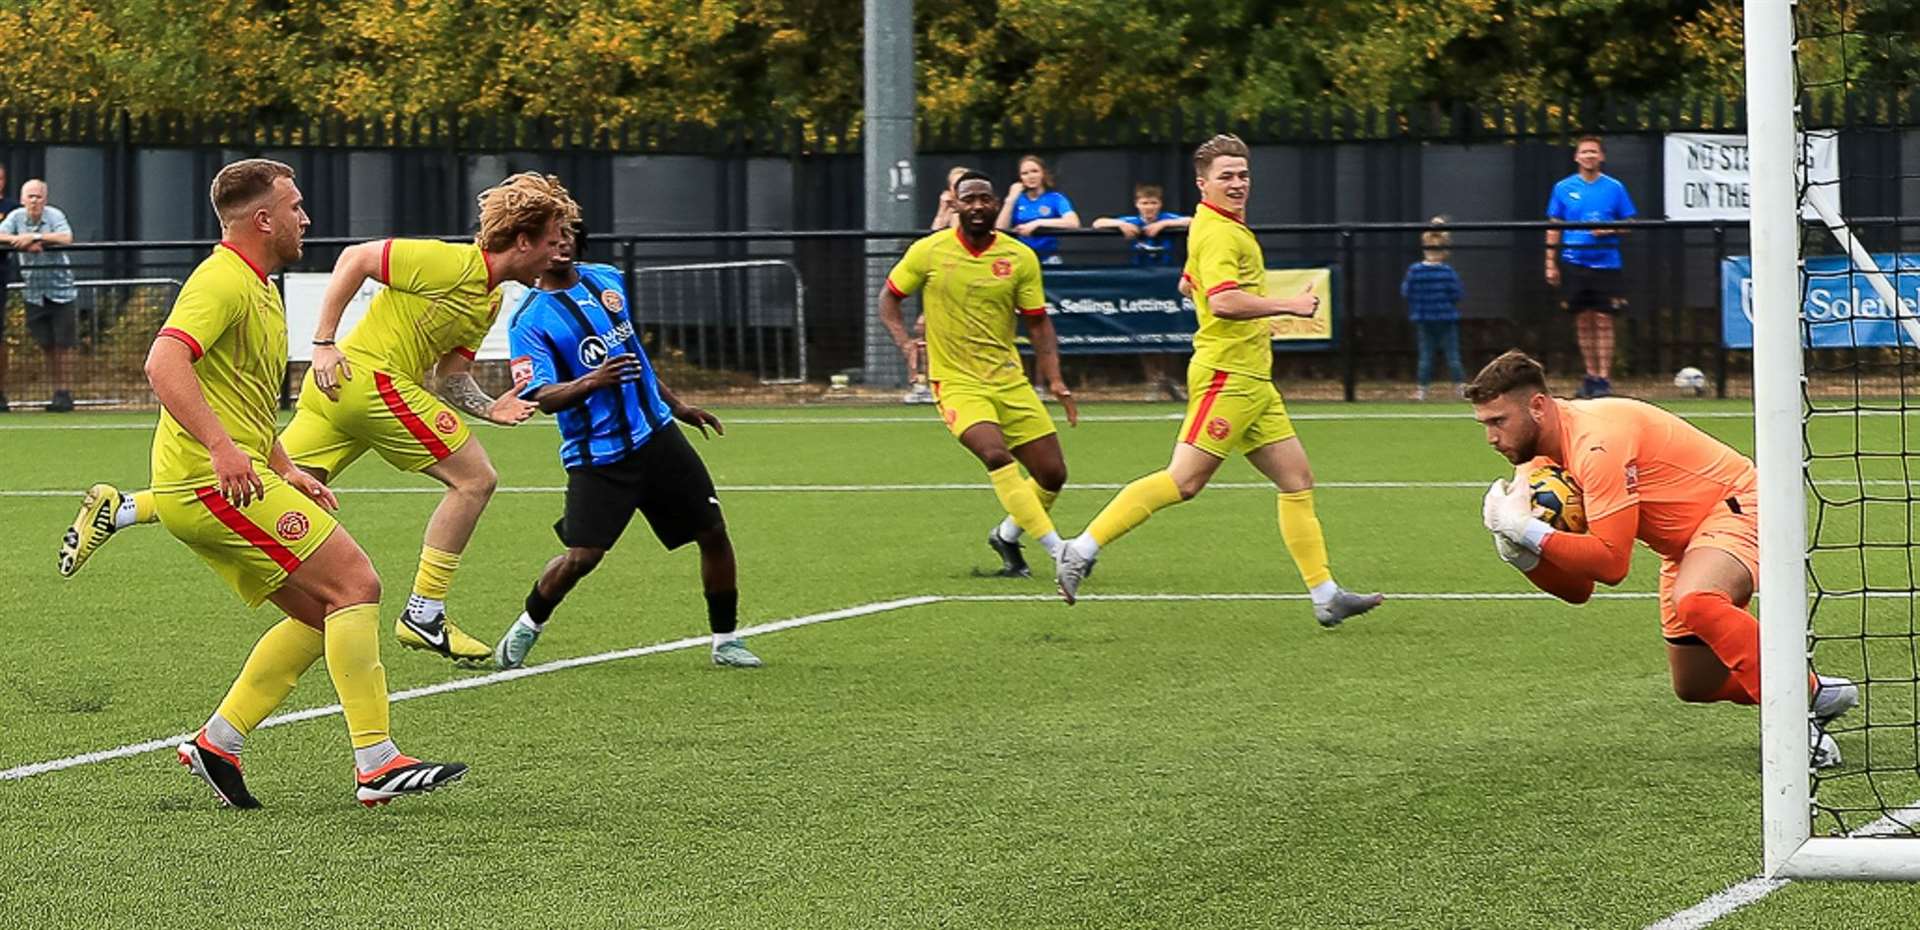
xmin=1545 ymin=135 xmax=1637 ymax=398
xmin=497 ymin=222 xmax=763 ymax=670
xmin=1092 ymin=183 xmax=1191 ymax=266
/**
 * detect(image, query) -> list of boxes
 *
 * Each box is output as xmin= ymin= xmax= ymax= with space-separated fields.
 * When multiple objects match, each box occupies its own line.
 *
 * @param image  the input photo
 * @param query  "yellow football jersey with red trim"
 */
xmin=886 ymin=227 xmax=1047 ymax=387
xmin=341 ymin=238 xmax=500 ymax=382
xmin=150 ymin=243 xmax=287 ymax=492
xmin=1183 ymin=202 xmax=1271 ymax=379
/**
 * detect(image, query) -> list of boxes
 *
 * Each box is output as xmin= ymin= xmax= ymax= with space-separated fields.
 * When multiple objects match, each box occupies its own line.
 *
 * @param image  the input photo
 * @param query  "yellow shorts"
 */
xmin=1177 ymin=367 xmax=1296 ymax=458
xmin=155 ymin=473 xmax=339 ymax=608
xmin=1657 ymin=491 xmax=1761 ymax=640
xmin=932 ymin=380 xmax=1058 ymax=449
xmin=282 ymin=368 xmax=471 ymax=477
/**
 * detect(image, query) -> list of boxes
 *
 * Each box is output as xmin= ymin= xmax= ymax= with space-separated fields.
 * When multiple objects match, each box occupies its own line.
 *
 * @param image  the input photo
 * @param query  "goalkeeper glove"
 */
xmin=1483 ymin=475 xmax=1557 ymax=554
xmin=1492 ymin=532 xmax=1540 ymax=572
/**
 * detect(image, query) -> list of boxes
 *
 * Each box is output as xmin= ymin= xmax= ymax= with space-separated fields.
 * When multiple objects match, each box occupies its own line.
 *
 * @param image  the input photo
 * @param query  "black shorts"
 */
xmin=1560 ymin=265 xmax=1627 ymax=314
xmin=23 ymin=299 xmax=77 ymax=348
xmin=555 ymin=424 xmax=723 ymax=551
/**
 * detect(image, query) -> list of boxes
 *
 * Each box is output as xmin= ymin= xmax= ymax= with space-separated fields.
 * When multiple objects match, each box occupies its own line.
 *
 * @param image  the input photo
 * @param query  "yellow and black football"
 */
xmin=1527 ymin=464 xmax=1586 ymax=533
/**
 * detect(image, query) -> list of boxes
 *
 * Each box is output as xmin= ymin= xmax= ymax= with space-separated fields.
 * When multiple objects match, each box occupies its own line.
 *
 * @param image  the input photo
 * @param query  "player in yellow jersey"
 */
xmin=138 ymin=159 xmax=464 ymax=808
xmin=64 ymin=174 xmax=577 ymax=666
xmin=878 ymin=170 xmax=1078 ymax=577
xmin=292 ymin=173 xmax=575 ymax=663
xmin=1054 ymin=136 xmax=1384 ymax=626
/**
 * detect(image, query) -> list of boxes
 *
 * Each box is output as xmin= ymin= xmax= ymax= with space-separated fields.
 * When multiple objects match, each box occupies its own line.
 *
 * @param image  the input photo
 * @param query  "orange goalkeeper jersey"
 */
xmin=1542 ymin=397 xmax=1757 ymax=562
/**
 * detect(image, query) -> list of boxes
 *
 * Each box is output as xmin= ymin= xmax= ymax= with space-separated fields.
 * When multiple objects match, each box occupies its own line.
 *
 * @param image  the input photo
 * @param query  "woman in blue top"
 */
xmin=995 ymin=154 xmax=1080 ymax=264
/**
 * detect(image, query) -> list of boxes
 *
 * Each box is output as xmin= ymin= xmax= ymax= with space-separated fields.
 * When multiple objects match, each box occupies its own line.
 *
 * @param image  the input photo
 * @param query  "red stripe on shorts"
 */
xmin=1182 ymin=370 xmax=1230 ymax=444
xmin=194 ymin=486 xmax=304 ymax=575
xmin=374 ymin=372 xmax=454 ymax=460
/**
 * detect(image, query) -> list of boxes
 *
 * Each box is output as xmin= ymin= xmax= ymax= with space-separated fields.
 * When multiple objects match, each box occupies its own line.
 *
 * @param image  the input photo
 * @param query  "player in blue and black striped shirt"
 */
xmin=496 ymin=222 xmax=762 ymax=669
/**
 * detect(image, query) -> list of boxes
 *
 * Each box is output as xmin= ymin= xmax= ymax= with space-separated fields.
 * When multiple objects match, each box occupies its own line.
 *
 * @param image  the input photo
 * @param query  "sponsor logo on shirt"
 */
xmin=577 ymin=318 xmax=637 ymax=369
xmin=992 ymin=259 xmax=1013 ymax=278
xmin=277 ymin=511 xmax=310 ymax=542
xmin=1624 ymin=462 xmax=1640 ymax=493
xmin=601 ymin=288 xmax=625 ymax=313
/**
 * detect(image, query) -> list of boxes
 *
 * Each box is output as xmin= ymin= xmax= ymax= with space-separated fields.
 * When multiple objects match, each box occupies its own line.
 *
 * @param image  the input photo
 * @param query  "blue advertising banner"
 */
xmin=1721 ymin=254 xmax=1920 ymax=349
xmin=1033 ymin=266 xmax=1337 ymax=354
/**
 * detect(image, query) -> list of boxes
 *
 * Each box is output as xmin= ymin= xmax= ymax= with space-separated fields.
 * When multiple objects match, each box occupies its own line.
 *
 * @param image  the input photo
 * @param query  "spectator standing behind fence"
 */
xmin=929 ymin=165 xmax=972 ymax=231
xmin=1545 ymin=135 xmax=1635 ymax=398
xmin=997 ymin=155 xmax=1079 ymax=265
xmin=0 ymin=179 xmax=78 ymax=411
xmin=1092 ymin=184 xmax=1190 ymax=266
xmin=0 ymin=165 xmax=20 ymax=412
xmin=1094 ymin=183 xmax=1192 ymax=400
xmin=1401 ymin=217 xmax=1466 ymax=401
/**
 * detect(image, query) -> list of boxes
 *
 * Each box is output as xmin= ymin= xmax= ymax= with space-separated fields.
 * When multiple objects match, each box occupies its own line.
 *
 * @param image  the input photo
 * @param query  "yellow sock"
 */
xmin=323 ymin=604 xmax=391 ymax=750
xmin=213 ymin=618 xmax=324 ymax=736
xmin=131 ymin=490 xmax=157 ymax=524
xmin=413 ymin=545 xmax=461 ymax=601
xmin=1087 ymin=471 xmax=1182 ymax=546
xmin=989 ymin=463 xmax=1056 ymax=539
xmin=1027 ymin=478 xmax=1059 ymax=513
xmin=1278 ymin=490 xmax=1333 ymax=589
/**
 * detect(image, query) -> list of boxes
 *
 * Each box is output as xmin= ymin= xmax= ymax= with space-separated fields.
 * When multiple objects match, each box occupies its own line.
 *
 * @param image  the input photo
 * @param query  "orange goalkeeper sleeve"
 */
xmin=1538 ymin=508 xmax=1638 ymax=586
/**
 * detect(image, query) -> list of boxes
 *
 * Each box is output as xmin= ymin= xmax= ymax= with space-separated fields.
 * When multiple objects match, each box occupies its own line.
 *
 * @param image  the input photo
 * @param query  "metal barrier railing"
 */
xmin=627 ymin=260 xmax=807 ymax=383
xmin=2 ymin=277 xmax=182 ymax=409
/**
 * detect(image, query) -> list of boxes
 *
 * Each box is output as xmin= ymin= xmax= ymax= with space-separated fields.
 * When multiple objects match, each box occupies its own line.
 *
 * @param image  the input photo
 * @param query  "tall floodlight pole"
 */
xmin=863 ymin=0 xmax=916 ymax=389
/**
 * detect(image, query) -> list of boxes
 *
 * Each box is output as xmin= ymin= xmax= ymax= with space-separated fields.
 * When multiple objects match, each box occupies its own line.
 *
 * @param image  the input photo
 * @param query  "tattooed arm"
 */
xmin=434 ymin=350 xmax=537 ymax=426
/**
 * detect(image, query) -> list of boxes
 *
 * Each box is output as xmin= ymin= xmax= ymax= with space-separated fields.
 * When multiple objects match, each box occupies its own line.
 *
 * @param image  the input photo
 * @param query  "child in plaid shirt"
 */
xmin=1401 ymin=217 xmax=1465 ymax=401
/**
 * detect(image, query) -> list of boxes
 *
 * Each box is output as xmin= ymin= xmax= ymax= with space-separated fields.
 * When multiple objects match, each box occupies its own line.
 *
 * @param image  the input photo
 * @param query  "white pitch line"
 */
xmin=0 ymin=588 xmax=1664 ymax=784
xmin=0 ymin=481 xmax=1494 ymax=498
xmin=1644 ymin=878 xmax=1792 ymax=930
xmin=1645 ymin=803 xmax=1920 ymax=929
xmin=0 ymin=408 xmax=1776 ymax=432
xmin=0 ymin=594 xmax=938 ymax=783
xmin=14 ymin=477 xmax=1920 ymax=498
xmin=946 ymin=591 xmax=1659 ymax=602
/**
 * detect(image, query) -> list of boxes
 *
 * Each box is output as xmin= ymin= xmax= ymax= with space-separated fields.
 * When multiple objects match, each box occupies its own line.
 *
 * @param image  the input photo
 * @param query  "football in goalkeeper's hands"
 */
xmin=1528 ymin=464 xmax=1585 ymax=532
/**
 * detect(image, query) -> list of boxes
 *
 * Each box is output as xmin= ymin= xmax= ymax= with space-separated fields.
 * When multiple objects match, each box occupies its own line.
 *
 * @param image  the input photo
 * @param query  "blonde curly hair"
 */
xmin=475 ymin=172 xmax=581 ymax=253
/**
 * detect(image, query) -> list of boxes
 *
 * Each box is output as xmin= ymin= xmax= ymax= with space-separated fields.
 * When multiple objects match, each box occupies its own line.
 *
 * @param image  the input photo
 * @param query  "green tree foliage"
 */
xmin=0 ymin=0 xmax=1902 ymax=128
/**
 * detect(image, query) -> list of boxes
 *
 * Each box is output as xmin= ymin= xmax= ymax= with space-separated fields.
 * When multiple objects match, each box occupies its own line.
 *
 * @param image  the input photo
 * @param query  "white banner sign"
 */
xmin=1663 ymin=131 xmax=1839 ymax=220
xmin=282 ymin=273 xmax=526 ymax=362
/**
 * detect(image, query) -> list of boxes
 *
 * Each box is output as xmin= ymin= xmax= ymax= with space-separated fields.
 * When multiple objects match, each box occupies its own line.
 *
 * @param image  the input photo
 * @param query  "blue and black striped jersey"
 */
xmin=507 ymin=263 xmax=674 ymax=469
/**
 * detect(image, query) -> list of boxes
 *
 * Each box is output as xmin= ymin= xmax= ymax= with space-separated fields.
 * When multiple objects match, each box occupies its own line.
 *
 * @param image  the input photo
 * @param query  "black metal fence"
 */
xmin=2 ymin=93 xmax=1914 ymax=241
xmin=0 ymin=217 xmax=1776 ymax=412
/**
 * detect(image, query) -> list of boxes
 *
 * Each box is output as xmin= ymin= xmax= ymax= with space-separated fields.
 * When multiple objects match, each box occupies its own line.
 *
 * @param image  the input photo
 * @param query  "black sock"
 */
xmin=706 ymin=589 xmax=739 ymax=635
xmin=526 ymin=583 xmax=561 ymax=626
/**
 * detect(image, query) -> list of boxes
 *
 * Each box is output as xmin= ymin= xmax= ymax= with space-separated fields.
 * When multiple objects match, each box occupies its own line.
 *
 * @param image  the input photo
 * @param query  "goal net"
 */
xmin=1754 ymin=0 xmax=1920 ymax=879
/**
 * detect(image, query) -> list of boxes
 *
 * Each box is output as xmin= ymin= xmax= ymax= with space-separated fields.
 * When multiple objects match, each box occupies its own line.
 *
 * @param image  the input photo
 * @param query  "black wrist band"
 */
xmin=312 ymin=339 xmax=336 ymax=346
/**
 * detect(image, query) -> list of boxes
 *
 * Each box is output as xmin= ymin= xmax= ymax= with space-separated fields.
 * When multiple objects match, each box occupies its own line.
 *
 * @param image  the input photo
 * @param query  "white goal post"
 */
xmin=1750 ymin=0 xmax=1920 ymax=880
